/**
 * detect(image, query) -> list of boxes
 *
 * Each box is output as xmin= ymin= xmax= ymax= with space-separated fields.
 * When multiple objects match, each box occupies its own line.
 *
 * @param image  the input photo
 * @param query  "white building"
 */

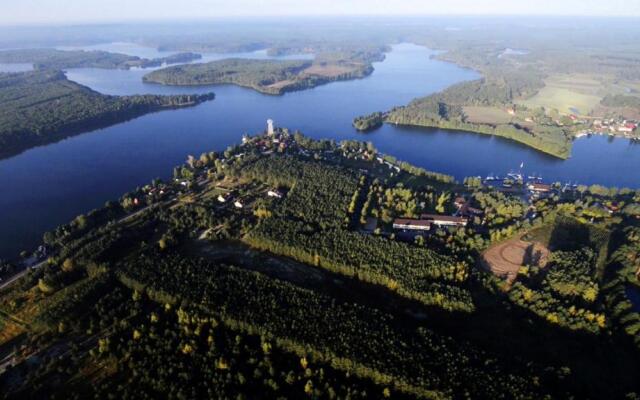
xmin=267 ymin=119 xmax=275 ymax=136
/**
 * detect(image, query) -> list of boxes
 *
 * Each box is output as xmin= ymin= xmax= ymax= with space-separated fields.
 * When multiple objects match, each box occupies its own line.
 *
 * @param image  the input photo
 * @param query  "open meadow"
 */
xmin=521 ymin=74 xmax=604 ymax=115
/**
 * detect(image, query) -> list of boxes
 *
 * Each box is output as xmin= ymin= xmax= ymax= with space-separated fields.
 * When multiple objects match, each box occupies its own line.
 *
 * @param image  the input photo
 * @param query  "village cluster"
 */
xmin=127 ymin=119 xmax=626 ymax=247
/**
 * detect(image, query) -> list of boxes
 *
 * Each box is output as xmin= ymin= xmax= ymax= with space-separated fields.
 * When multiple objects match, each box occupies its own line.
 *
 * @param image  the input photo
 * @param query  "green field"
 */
xmin=521 ymin=74 xmax=604 ymax=115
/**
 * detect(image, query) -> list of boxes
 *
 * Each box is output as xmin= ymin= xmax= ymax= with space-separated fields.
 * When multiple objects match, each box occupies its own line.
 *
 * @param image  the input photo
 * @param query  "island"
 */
xmin=143 ymin=52 xmax=380 ymax=95
xmin=1 ymin=126 xmax=640 ymax=398
xmin=0 ymin=70 xmax=214 ymax=159
xmin=0 ymin=48 xmax=202 ymax=70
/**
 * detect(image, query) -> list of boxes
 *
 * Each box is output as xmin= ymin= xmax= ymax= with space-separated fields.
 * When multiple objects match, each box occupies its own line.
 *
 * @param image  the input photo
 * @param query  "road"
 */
xmin=0 ymin=194 xmax=181 ymax=292
xmin=0 ymin=259 xmax=47 ymax=291
xmin=0 ymin=175 xmax=210 ymax=293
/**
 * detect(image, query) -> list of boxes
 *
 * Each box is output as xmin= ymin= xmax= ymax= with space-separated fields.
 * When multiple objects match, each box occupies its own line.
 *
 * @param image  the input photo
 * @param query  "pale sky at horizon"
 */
xmin=2 ymin=0 xmax=639 ymax=26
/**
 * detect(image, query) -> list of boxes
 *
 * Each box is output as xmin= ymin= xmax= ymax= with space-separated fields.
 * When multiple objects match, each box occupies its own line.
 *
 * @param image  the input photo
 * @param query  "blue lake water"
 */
xmin=0 ymin=43 xmax=639 ymax=258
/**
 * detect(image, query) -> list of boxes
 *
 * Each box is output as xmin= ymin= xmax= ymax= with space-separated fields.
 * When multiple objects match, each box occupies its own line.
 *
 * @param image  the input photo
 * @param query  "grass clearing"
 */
xmin=463 ymin=106 xmax=514 ymax=124
xmin=303 ymin=63 xmax=358 ymax=78
xmin=521 ymin=74 xmax=604 ymax=115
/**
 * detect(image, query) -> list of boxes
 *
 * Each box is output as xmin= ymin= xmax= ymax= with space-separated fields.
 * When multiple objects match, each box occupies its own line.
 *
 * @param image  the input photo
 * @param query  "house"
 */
xmin=420 ymin=214 xmax=468 ymax=227
xmin=217 ymin=195 xmax=227 ymax=203
xmin=458 ymin=202 xmax=484 ymax=218
xmin=454 ymin=197 xmax=466 ymax=209
xmin=267 ymin=190 xmax=283 ymax=199
xmin=527 ymin=183 xmax=552 ymax=193
xmin=392 ymin=219 xmax=432 ymax=231
xmin=234 ymin=201 xmax=244 ymax=209
xmin=606 ymin=202 xmax=620 ymax=214
xmin=618 ymin=123 xmax=637 ymax=133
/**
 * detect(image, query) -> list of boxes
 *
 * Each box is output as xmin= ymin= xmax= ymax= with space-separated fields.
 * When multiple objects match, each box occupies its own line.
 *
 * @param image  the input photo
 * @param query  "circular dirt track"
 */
xmin=481 ymin=236 xmax=549 ymax=284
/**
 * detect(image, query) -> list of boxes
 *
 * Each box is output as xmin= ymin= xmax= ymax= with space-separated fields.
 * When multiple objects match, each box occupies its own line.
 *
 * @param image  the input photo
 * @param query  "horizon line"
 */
xmin=1 ymin=14 xmax=639 ymax=28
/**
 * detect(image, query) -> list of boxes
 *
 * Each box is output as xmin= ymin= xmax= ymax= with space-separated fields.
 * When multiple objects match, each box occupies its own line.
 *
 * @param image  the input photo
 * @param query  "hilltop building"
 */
xmin=267 ymin=119 xmax=275 ymax=136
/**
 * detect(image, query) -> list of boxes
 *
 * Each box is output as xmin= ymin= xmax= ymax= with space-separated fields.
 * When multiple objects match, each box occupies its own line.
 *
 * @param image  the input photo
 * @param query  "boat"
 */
xmin=507 ymin=171 xmax=523 ymax=181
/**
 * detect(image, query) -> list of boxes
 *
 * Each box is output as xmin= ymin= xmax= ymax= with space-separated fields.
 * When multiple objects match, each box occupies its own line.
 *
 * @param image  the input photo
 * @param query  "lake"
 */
xmin=0 ymin=43 xmax=639 ymax=258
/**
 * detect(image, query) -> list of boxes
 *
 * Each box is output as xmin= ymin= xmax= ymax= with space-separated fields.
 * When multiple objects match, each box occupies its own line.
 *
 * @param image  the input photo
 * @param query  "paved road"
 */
xmin=0 ymin=259 xmax=47 ymax=291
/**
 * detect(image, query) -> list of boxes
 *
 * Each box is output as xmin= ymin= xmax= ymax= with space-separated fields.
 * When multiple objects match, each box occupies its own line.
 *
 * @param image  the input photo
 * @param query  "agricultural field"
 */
xmin=520 ymin=74 xmax=604 ymax=115
xmin=302 ymin=63 xmax=361 ymax=77
xmin=463 ymin=106 xmax=514 ymax=125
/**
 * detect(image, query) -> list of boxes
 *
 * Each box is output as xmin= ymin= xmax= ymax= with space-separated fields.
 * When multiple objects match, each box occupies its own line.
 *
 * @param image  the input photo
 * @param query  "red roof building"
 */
xmin=528 ymin=183 xmax=552 ymax=193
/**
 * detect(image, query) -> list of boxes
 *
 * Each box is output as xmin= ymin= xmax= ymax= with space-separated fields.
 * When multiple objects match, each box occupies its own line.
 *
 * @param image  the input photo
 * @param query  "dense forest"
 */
xmin=1 ymin=132 xmax=640 ymax=398
xmin=0 ymin=70 xmax=214 ymax=159
xmin=143 ymin=55 xmax=375 ymax=95
xmin=353 ymin=112 xmax=386 ymax=131
xmin=0 ymin=48 xmax=202 ymax=70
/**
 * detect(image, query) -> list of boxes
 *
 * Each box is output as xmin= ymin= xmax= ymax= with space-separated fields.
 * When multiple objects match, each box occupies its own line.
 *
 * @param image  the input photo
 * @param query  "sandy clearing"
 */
xmin=481 ymin=235 xmax=550 ymax=284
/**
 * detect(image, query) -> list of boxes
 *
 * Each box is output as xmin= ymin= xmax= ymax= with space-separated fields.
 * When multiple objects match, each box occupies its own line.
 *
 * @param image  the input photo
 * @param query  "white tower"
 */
xmin=267 ymin=119 xmax=275 ymax=136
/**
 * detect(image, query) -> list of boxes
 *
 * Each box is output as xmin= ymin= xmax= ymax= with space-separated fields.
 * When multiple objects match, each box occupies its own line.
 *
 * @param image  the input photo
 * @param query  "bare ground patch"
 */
xmin=302 ymin=63 xmax=358 ymax=78
xmin=264 ymin=79 xmax=297 ymax=90
xmin=463 ymin=106 xmax=514 ymax=125
xmin=481 ymin=235 xmax=550 ymax=284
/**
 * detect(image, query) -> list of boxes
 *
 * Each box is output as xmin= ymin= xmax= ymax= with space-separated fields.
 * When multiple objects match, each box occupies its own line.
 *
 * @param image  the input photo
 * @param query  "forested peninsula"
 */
xmin=0 ymin=70 xmax=214 ymax=159
xmin=143 ymin=52 xmax=379 ymax=95
xmin=357 ymin=77 xmax=573 ymax=159
xmin=0 ymin=48 xmax=202 ymax=70
xmin=2 ymin=131 xmax=640 ymax=398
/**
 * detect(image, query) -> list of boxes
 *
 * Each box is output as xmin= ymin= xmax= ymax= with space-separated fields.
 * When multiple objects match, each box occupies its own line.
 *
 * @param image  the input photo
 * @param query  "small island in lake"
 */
xmin=0 ymin=70 xmax=214 ymax=159
xmin=143 ymin=51 xmax=379 ymax=95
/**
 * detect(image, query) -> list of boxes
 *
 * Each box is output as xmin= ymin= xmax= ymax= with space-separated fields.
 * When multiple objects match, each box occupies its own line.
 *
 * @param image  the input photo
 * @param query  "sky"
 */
xmin=2 ymin=0 xmax=640 ymax=25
